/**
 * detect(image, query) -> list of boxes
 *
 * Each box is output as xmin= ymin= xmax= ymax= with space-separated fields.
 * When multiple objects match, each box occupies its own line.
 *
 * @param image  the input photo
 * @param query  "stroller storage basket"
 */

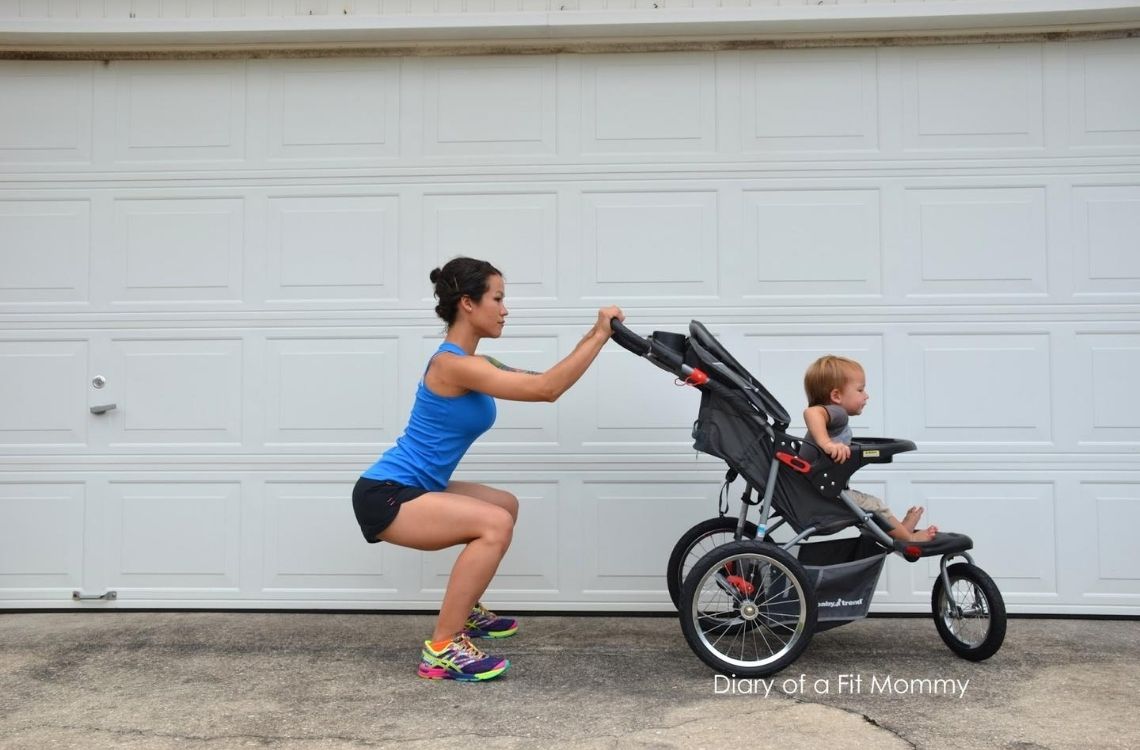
xmin=796 ymin=536 xmax=888 ymax=624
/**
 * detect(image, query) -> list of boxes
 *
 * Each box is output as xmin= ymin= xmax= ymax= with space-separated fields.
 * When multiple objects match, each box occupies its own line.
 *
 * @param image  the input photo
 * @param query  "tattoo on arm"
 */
xmin=484 ymin=355 xmax=540 ymax=376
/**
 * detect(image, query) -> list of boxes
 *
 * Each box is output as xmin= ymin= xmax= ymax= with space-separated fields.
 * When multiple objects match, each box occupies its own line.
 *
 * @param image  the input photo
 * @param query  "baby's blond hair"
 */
xmin=804 ymin=355 xmax=864 ymax=407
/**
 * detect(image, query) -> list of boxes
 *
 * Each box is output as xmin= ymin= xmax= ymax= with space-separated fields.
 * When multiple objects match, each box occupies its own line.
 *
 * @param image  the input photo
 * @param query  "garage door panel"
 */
xmin=423 ymin=192 xmax=559 ymax=302
xmin=906 ymin=334 xmax=1053 ymax=445
xmin=109 ymin=196 xmax=245 ymax=303
xmin=0 ymin=341 xmax=89 ymax=447
xmin=261 ymin=59 xmax=401 ymax=162
xmin=113 ymin=61 xmax=245 ymax=164
xmin=0 ymin=199 xmax=91 ymax=305
xmin=1074 ymin=483 xmax=1140 ymax=602
xmin=742 ymin=189 xmax=881 ymax=297
xmin=1071 ymin=185 xmax=1140 ymax=297
xmin=105 ymin=481 xmax=241 ymax=592
xmin=422 ymin=56 xmax=556 ymax=157
xmin=265 ymin=194 xmax=399 ymax=302
xmin=0 ymin=482 xmax=86 ymax=591
xmin=265 ymin=336 xmax=398 ymax=447
xmin=0 ymin=61 xmax=93 ymax=166
xmin=1068 ymin=39 xmax=1140 ymax=150
xmin=742 ymin=47 xmax=878 ymax=153
xmin=581 ymin=190 xmax=718 ymax=299
xmin=903 ymin=44 xmax=1044 ymax=150
xmin=106 ymin=338 xmax=244 ymax=447
xmin=1076 ymin=333 xmax=1140 ymax=445
xmin=903 ymin=186 xmax=1048 ymax=298
xmin=581 ymin=53 xmax=717 ymax=154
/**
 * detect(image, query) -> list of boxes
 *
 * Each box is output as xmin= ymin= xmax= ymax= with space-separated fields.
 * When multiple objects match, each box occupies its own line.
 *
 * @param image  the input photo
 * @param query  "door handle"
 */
xmin=90 ymin=403 xmax=117 ymax=415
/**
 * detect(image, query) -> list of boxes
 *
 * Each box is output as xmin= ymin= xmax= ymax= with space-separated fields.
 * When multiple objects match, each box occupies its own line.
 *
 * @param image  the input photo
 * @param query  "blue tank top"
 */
xmin=362 ymin=342 xmax=496 ymax=491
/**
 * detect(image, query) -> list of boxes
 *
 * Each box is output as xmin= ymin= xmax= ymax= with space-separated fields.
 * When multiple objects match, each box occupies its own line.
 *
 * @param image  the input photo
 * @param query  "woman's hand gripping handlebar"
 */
xmin=610 ymin=318 xmax=709 ymax=386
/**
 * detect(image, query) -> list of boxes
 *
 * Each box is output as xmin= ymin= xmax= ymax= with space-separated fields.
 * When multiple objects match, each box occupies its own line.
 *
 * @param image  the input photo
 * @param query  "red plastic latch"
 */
xmin=725 ymin=574 xmax=756 ymax=596
xmin=775 ymin=452 xmax=812 ymax=474
xmin=683 ymin=368 xmax=709 ymax=387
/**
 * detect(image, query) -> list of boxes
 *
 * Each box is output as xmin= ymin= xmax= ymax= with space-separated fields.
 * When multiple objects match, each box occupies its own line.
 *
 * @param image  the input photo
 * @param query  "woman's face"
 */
xmin=464 ymin=274 xmax=508 ymax=338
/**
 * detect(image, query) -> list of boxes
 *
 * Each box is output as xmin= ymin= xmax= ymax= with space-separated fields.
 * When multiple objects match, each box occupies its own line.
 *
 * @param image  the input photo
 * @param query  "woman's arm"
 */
xmin=482 ymin=356 xmax=540 ymax=376
xmin=435 ymin=306 xmax=623 ymax=403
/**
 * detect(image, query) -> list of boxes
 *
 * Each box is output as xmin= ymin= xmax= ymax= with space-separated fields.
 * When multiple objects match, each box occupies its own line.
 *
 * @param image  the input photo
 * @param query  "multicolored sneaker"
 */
xmin=464 ymin=602 xmax=518 ymax=639
xmin=417 ymin=634 xmax=509 ymax=682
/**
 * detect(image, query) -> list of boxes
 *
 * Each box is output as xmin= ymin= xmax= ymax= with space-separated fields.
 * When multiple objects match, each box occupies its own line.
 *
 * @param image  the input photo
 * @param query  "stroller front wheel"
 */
xmin=931 ymin=562 xmax=1006 ymax=661
xmin=679 ymin=540 xmax=817 ymax=678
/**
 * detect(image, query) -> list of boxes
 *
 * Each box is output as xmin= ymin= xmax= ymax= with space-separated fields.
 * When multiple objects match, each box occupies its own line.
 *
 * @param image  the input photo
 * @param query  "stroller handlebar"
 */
xmin=609 ymin=317 xmax=698 ymax=381
xmin=609 ymin=317 xmax=650 ymax=356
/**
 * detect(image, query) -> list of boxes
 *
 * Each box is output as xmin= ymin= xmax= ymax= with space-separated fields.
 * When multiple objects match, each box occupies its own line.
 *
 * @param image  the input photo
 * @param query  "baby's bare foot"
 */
xmin=912 ymin=526 xmax=937 ymax=542
xmin=901 ymin=506 xmax=923 ymax=532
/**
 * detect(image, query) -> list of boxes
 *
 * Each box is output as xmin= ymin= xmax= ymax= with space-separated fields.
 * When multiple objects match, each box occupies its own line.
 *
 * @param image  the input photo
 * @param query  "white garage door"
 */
xmin=2 ymin=39 xmax=1138 ymax=614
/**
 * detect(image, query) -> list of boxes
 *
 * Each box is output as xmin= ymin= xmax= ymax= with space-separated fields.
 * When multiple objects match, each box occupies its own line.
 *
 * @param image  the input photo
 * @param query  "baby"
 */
xmin=802 ymin=355 xmax=937 ymax=543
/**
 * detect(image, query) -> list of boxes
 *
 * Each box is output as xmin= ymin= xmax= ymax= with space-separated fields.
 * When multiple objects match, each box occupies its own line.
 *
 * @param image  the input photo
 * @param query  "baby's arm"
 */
xmin=803 ymin=406 xmax=852 ymax=463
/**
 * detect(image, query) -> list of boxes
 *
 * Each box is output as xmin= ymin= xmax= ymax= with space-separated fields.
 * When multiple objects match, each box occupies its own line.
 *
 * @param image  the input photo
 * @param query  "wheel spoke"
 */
xmin=941 ymin=578 xmax=991 ymax=648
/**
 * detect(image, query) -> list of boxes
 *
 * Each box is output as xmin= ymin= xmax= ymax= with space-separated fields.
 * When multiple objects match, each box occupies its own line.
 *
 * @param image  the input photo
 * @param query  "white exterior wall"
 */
xmin=1 ymin=15 xmax=1139 ymax=614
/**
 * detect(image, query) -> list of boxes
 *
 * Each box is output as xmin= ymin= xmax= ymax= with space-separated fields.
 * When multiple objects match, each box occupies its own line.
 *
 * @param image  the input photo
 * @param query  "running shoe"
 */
xmin=417 ymin=634 xmax=509 ymax=682
xmin=464 ymin=602 xmax=518 ymax=639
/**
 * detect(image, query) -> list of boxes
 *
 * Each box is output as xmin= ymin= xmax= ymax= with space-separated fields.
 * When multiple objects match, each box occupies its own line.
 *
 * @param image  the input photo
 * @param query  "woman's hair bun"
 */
xmin=429 ymin=257 xmax=502 ymax=327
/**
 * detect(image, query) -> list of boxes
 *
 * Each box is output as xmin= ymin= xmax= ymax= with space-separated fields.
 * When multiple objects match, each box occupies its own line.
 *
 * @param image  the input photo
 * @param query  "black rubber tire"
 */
xmin=667 ymin=516 xmax=759 ymax=610
xmin=679 ymin=540 xmax=817 ymax=678
xmin=931 ymin=562 xmax=1007 ymax=661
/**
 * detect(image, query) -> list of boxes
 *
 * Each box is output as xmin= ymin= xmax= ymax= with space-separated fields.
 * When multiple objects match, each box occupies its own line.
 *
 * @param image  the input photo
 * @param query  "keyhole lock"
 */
xmin=92 ymin=376 xmax=106 ymax=389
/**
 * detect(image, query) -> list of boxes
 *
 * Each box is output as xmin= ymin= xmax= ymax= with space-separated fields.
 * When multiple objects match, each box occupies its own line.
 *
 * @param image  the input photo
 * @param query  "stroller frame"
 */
xmin=610 ymin=318 xmax=1007 ymax=677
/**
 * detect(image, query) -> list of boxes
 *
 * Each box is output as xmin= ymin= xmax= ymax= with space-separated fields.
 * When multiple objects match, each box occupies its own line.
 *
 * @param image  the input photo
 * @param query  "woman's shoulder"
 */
xmin=436 ymin=341 xmax=466 ymax=356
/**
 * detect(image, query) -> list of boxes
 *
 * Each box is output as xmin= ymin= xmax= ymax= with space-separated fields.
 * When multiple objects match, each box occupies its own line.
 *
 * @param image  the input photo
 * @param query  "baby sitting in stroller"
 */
xmin=801 ymin=355 xmax=938 ymax=543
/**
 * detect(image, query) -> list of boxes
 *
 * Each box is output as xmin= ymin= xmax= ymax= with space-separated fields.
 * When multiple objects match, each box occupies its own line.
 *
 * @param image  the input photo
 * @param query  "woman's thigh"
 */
xmin=446 ymin=480 xmax=519 ymax=520
xmin=378 ymin=491 xmax=512 ymax=551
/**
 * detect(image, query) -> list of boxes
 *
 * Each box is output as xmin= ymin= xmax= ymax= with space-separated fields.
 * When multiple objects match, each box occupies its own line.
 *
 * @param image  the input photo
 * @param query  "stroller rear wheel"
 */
xmin=666 ymin=516 xmax=760 ymax=610
xmin=931 ymin=562 xmax=1006 ymax=661
xmin=679 ymin=540 xmax=817 ymax=677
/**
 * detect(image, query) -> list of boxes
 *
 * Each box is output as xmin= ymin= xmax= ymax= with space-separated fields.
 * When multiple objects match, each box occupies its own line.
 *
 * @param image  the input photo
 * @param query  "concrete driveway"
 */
xmin=1 ymin=612 xmax=1136 ymax=749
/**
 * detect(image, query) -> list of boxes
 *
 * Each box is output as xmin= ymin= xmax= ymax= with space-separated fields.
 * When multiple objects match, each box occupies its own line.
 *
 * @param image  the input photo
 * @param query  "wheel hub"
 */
xmin=739 ymin=601 xmax=759 ymax=621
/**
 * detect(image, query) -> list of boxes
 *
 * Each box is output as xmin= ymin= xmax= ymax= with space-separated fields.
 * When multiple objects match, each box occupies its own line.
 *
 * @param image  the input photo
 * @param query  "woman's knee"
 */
xmin=478 ymin=486 xmax=518 ymax=522
xmin=499 ymin=490 xmax=519 ymax=522
xmin=479 ymin=507 xmax=515 ymax=551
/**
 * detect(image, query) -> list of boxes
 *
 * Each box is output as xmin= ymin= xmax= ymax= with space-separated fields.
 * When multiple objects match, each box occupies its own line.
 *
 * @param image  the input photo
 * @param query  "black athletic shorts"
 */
xmin=352 ymin=477 xmax=430 ymax=543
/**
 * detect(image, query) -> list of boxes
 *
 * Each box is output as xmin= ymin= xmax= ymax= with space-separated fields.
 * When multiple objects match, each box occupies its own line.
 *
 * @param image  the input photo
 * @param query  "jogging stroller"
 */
xmin=609 ymin=319 xmax=1007 ymax=677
